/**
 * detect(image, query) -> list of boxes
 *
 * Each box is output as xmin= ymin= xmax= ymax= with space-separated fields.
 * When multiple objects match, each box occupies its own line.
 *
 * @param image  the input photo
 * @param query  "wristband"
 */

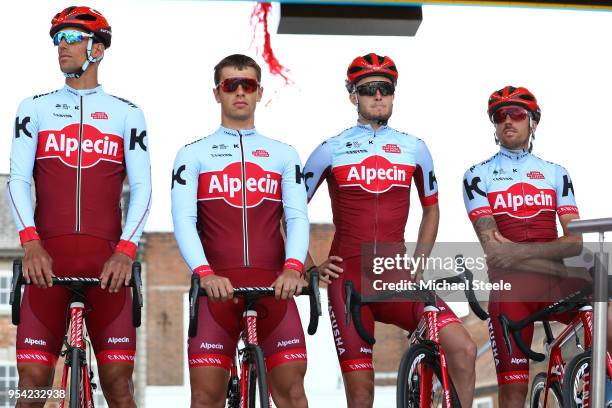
xmin=284 ymin=258 xmax=304 ymax=276
xmin=194 ymin=265 xmax=214 ymax=278
xmin=115 ymin=240 xmax=138 ymax=260
xmin=19 ymin=227 xmax=40 ymax=245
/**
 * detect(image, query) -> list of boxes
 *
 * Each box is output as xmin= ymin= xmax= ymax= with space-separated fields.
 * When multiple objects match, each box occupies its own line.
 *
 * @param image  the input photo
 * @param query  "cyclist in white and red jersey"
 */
xmin=462 ymin=86 xmax=603 ymax=407
xmin=7 ymin=6 xmax=151 ymax=407
xmin=171 ymin=54 xmax=309 ymax=408
xmin=304 ymin=53 xmax=476 ymax=408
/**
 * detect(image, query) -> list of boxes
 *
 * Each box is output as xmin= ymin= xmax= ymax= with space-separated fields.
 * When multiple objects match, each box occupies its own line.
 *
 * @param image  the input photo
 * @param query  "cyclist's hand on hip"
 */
xmin=317 ymin=256 xmax=343 ymax=285
xmin=23 ymin=240 xmax=54 ymax=288
xmin=273 ymin=269 xmax=306 ymax=300
xmin=200 ymin=274 xmax=235 ymax=303
xmin=100 ymin=252 xmax=133 ymax=293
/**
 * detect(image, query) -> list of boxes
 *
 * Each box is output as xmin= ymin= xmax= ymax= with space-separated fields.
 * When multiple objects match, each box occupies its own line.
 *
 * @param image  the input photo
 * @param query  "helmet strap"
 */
xmin=528 ymin=115 xmax=536 ymax=153
xmin=63 ymin=38 xmax=101 ymax=79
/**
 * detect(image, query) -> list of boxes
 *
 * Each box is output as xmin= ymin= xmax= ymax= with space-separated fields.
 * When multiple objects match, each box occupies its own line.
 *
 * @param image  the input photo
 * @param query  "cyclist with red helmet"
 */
xmin=462 ymin=86 xmax=598 ymax=407
xmin=7 ymin=6 xmax=151 ymax=406
xmin=304 ymin=53 xmax=476 ymax=408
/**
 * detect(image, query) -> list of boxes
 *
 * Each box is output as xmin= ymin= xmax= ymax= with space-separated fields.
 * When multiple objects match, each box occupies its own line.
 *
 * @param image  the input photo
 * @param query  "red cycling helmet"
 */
xmin=346 ymin=53 xmax=398 ymax=91
xmin=488 ymin=86 xmax=541 ymax=123
xmin=50 ymin=6 xmax=112 ymax=48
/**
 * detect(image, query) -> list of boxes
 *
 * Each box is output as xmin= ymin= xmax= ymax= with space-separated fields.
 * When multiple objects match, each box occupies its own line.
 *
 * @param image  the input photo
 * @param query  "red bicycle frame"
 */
xmin=237 ymin=309 xmax=271 ymax=408
xmin=412 ymin=305 xmax=454 ymax=408
xmin=541 ymin=305 xmax=612 ymax=407
xmin=59 ymin=301 xmax=94 ymax=408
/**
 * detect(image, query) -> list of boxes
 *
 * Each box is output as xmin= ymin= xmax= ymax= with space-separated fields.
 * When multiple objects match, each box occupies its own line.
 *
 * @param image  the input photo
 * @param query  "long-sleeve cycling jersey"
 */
xmin=303 ymin=123 xmax=438 ymax=259
xmin=171 ymin=126 xmax=309 ymax=275
xmin=7 ymin=85 xmax=152 ymax=258
xmin=462 ymin=146 xmax=579 ymax=242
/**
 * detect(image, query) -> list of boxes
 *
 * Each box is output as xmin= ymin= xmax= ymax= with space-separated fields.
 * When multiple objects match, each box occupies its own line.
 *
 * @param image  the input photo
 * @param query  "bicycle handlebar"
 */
xmin=11 ymin=259 xmax=144 ymax=328
xmin=188 ymin=270 xmax=322 ymax=338
xmin=345 ymin=255 xmax=489 ymax=345
xmin=497 ymin=283 xmax=593 ymax=362
xmin=454 ymin=255 xmax=489 ymax=321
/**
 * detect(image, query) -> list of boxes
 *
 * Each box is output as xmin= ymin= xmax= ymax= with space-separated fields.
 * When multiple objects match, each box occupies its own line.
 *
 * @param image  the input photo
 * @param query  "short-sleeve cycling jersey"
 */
xmin=7 ymin=85 xmax=152 ymax=258
xmin=303 ymin=123 xmax=438 ymax=260
xmin=303 ymin=123 xmax=456 ymax=373
xmin=462 ymin=146 xmax=579 ymax=385
xmin=171 ymin=126 xmax=309 ymax=274
xmin=462 ymin=146 xmax=579 ymax=242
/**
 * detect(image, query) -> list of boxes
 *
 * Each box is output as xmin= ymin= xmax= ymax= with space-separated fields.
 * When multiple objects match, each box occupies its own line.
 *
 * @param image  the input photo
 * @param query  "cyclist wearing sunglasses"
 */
xmin=303 ymin=53 xmax=476 ymax=408
xmin=7 ymin=6 xmax=151 ymax=406
xmin=171 ymin=54 xmax=310 ymax=408
xmin=462 ymin=86 xmax=592 ymax=407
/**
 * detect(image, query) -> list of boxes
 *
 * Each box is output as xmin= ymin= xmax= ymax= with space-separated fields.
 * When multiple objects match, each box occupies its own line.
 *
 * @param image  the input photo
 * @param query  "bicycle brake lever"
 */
xmin=345 ymin=281 xmax=353 ymax=326
xmin=498 ymin=314 xmax=513 ymax=356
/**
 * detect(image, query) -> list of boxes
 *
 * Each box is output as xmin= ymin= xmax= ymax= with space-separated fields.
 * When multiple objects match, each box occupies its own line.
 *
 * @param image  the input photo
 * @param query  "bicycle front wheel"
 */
xmin=530 ymin=372 xmax=563 ymax=407
xmin=563 ymin=350 xmax=592 ymax=408
xmin=69 ymin=348 xmax=82 ymax=408
xmin=245 ymin=345 xmax=270 ymax=408
xmin=396 ymin=343 xmax=461 ymax=408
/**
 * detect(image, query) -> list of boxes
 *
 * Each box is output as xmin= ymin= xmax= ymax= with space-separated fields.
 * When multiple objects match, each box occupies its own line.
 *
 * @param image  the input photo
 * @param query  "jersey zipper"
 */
xmin=238 ymin=131 xmax=250 ymax=266
xmin=75 ymin=95 xmax=84 ymax=232
xmin=373 ymin=130 xmax=379 ymax=255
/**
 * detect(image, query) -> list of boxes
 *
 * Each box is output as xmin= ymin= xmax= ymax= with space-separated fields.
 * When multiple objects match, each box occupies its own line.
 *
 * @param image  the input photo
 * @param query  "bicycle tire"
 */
xmin=69 ymin=348 xmax=82 ymax=408
xmin=245 ymin=345 xmax=270 ymax=408
xmin=563 ymin=350 xmax=591 ymax=408
xmin=530 ymin=372 xmax=563 ymax=408
xmin=396 ymin=343 xmax=461 ymax=408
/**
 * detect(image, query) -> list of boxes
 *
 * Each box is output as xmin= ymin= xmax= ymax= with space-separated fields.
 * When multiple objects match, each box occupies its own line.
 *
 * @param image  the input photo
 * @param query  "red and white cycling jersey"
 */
xmin=463 ymin=146 xmax=579 ymax=242
xmin=7 ymin=85 xmax=152 ymax=257
xmin=303 ymin=123 xmax=438 ymax=259
xmin=171 ymin=126 xmax=309 ymax=274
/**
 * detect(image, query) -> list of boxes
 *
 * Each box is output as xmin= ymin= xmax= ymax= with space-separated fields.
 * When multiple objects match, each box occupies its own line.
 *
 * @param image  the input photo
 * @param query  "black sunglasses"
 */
xmin=355 ymin=81 xmax=395 ymax=97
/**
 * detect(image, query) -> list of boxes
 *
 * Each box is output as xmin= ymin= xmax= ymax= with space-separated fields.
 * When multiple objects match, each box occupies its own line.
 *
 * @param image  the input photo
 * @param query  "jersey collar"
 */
xmin=499 ymin=146 xmax=530 ymax=162
xmin=63 ymin=84 xmax=104 ymax=97
xmin=219 ymin=125 xmax=257 ymax=137
xmin=356 ymin=122 xmax=388 ymax=133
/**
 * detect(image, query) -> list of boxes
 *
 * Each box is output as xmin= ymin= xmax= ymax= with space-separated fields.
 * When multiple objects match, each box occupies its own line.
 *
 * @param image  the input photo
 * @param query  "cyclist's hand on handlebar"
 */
xmin=273 ymin=269 xmax=307 ymax=300
xmin=23 ymin=240 xmax=54 ymax=288
xmin=317 ymin=256 xmax=343 ymax=285
xmin=200 ymin=274 xmax=236 ymax=303
xmin=100 ymin=252 xmax=133 ymax=293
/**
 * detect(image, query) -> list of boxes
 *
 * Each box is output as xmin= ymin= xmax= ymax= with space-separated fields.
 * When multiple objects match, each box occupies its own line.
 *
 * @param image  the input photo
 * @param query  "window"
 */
xmin=0 ymin=362 xmax=18 ymax=407
xmin=0 ymin=270 xmax=12 ymax=314
xmin=473 ymin=397 xmax=494 ymax=408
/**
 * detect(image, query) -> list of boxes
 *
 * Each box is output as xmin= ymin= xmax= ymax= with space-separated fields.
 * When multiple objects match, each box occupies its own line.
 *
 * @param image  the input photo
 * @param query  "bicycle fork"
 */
xmin=423 ymin=305 xmax=453 ymax=408
xmin=240 ymin=308 xmax=272 ymax=408
xmin=60 ymin=301 xmax=94 ymax=408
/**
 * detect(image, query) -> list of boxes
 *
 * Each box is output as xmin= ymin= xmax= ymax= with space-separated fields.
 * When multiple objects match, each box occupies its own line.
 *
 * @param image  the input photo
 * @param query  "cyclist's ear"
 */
xmin=256 ymin=86 xmax=263 ymax=103
xmin=91 ymin=42 xmax=105 ymax=60
xmin=349 ymin=91 xmax=357 ymax=106
xmin=213 ymin=87 xmax=221 ymax=104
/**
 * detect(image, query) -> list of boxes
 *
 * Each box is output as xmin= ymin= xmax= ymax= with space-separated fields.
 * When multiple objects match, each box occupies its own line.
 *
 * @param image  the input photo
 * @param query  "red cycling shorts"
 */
xmin=328 ymin=256 xmax=461 ymax=373
xmin=187 ymin=268 xmax=307 ymax=372
xmin=487 ymin=272 xmax=586 ymax=385
xmin=16 ymin=235 xmax=135 ymax=367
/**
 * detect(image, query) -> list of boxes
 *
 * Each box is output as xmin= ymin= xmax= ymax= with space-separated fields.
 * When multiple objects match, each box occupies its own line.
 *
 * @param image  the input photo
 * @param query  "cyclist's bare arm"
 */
xmin=472 ymin=215 xmax=580 ymax=277
xmin=412 ymin=203 xmax=439 ymax=280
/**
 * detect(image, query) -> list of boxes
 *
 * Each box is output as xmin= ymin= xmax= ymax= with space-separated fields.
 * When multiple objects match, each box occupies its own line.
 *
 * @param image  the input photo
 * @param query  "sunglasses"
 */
xmin=355 ymin=81 xmax=395 ymax=97
xmin=53 ymin=30 xmax=93 ymax=46
xmin=217 ymin=77 xmax=260 ymax=93
xmin=491 ymin=107 xmax=530 ymax=124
